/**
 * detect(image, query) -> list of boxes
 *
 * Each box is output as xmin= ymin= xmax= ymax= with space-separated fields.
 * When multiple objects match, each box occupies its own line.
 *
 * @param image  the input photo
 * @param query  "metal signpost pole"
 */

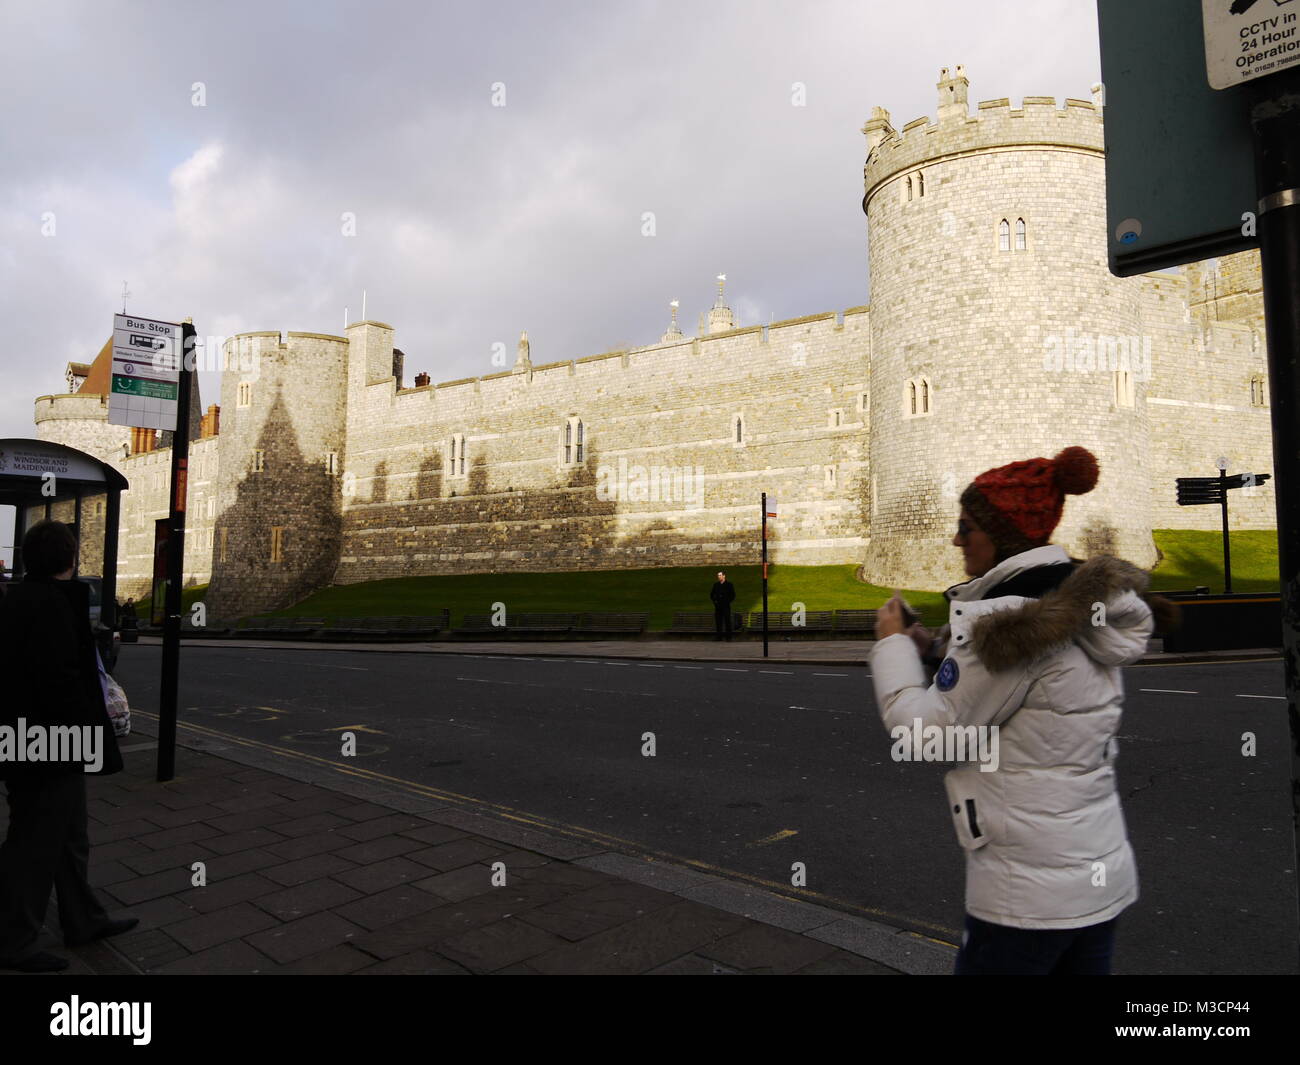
xmin=761 ymin=493 xmax=769 ymax=659
xmin=1220 ymin=465 xmax=1232 ymax=593
xmin=157 ymin=323 xmax=195 ymax=782
xmin=1249 ymin=64 xmax=1300 ymax=943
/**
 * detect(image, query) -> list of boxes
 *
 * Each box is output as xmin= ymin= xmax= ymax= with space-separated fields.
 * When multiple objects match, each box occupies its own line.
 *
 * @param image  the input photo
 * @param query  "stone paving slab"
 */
xmin=0 ymin=733 xmax=957 ymax=975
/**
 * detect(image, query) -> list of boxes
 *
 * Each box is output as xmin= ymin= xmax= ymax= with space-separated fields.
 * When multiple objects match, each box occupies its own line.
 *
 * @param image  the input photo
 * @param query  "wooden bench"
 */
xmin=253 ymin=617 xmax=326 ymax=637
xmin=320 ymin=616 xmax=380 ymax=638
xmin=180 ymin=616 xmax=232 ymax=637
xmin=508 ymin=612 xmax=579 ymax=635
xmin=576 ymin=612 xmax=648 ymax=636
xmin=390 ymin=612 xmax=451 ymax=638
xmin=746 ymin=610 xmax=834 ymax=633
xmin=667 ymin=611 xmax=744 ymax=634
xmin=454 ymin=614 xmax=508 ymax=636
xmin=833 ymin=609 xmax=879 ymax=634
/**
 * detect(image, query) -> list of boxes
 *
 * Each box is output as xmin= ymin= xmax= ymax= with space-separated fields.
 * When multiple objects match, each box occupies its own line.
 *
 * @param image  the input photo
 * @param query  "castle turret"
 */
xmin=936 ymin=65 xmax=968 ymax=124
xmin=707 ymin=275 xmax=735 ymax=334
xmin=660 ymin=300 xmax=684 ymax=343
xmin=205 ymin=329 xmax=349 ymax=618
xmin=862 ymin=70 xmax=1156 ymax=589
xmin=514 ymin=330 xmax=532 ymax=373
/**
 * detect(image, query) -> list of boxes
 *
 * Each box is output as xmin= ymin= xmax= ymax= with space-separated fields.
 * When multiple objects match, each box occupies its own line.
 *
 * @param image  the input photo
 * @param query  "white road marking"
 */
xmin=715 ymin=668 xmax=748 ymax=672
xmin=1140 ymin=689 xmax=1198 ymax=694
xmin=674 ymin=665 xmax=704 ymax=670
xmin=1236 ymin=694 xmax=1285 ymax=700
xmin=637 ymin=664 xmax=664 ymax=668
xmin=815 ymin=673 xmax=850 ymax=677
xmin=761 ymin=670 xmax=794 ymax=675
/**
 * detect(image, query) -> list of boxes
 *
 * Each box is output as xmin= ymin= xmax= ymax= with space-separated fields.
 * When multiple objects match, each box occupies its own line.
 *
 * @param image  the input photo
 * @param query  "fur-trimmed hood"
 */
xmin=968 ymin=554 xmax=1180 ymax=673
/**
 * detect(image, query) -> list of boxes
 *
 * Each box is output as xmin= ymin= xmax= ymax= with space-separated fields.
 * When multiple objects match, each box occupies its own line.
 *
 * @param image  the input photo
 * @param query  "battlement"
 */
xmin=369 ymin=304 xmax=869 ymax=410
xmin=33 ymin=391 xmax=109 ymax=423
xmin=863 ymin=79 xmax=1104 ymax=207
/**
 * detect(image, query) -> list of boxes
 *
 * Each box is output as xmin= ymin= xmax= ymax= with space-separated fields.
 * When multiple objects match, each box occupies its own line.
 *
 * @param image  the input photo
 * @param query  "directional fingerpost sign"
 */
xmin=109 ymin=312 xmax=182 ymax=431
xmin=1203 ymin=0 xmax=1300 ymax=90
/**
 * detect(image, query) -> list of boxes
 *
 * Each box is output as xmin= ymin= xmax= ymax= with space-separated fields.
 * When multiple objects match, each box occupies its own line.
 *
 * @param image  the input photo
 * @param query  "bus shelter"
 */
xmin=0 ymin=438 xmax=129 ymax=629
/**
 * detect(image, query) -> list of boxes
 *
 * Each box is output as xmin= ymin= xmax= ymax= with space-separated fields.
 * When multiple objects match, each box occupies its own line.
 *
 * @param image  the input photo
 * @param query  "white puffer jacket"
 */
xmin=870 ymin=544 xmax=1158 ymax=930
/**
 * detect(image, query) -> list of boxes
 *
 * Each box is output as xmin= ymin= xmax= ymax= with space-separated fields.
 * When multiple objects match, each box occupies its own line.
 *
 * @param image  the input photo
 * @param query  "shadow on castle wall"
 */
xmin=204 ymin=387 xmax=341 ymax=618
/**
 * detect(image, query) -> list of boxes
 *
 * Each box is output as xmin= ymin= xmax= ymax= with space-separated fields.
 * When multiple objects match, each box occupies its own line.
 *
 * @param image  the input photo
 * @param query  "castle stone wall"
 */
xmin=334 ymin=310 xmax=872 ymax=583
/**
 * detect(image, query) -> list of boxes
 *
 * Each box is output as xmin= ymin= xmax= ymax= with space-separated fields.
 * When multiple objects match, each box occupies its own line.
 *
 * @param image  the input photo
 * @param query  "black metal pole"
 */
xmin=1220 ymin=466 xmax=1232 ymax=594
xmin=1249 ymin=65 xmax=1300 ymax=956
xmin=157 ymin=322 xmax=195 ymax=782
xmin=103 ymin=487 xmax=120 ymax=633
xmin=761 ymin=493 xmax=769 ymax=659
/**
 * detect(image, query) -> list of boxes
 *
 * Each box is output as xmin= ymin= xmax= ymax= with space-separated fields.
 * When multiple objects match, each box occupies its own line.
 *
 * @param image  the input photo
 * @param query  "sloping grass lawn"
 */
xmin=1149 ymin=529 xmax=1278 ymax=593
xmin=133 ymin=583 xmax=209 ymax=621
xmin=268 ymin=565 xmax=951 ymax=630
xmin=169 ymin=528 xmax=1277 ymax=631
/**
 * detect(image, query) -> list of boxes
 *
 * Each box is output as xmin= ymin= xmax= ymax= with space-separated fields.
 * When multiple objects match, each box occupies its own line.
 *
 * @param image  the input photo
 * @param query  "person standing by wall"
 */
xmin=870 ymin=447 xmax=1176 ymax=975
xmin=710 ymin=570 xmax=736 ymax=641
xmin=0 ymin=520 xmax=135 ymax=972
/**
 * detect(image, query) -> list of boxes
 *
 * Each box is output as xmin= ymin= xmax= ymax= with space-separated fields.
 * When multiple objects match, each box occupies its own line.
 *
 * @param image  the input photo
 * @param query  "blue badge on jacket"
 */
xmin=936 ymin=657 xmax=959 ymax=692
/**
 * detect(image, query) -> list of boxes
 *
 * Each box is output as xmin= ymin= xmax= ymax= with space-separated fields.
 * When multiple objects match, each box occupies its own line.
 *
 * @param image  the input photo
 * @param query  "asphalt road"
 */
xmin=114 ymin=645 xmax=1298 ymax=974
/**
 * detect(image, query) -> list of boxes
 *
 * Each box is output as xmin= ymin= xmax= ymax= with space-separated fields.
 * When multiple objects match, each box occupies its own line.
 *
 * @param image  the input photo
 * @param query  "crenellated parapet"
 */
xmin=863 ymin=82 xmax=1103 ymax=210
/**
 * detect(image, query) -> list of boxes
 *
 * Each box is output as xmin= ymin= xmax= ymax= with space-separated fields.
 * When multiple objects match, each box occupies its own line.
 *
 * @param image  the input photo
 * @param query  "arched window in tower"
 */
xmin=733 ymin=414 xmax=745 ymax=446
xmin=906 ymin=176 xmax=913 ymax=201
xmin=1113 ymin=370 xmax=1135 ymax=407
xmin=449 ymin=433 xmax=466 ymax=477
xmin=237 ymin=381 xmax=252 ymax=408
xmin=921 ymin=378 xmax=930 ymax=413
xmin=916 ymin=170 xmax=924 ymax=197
xmin=1251 ymin=374 xmax=1268 ymax=406
xmin=562 ymin=417 xmax=586 ymax=465
xmin=998 ymin=219 xmax=1010 ymax=252
xmin=909 ymin=381 xmax=917 ymax=415
xmin=1015 ymin=218 xmax=1027 ymax=251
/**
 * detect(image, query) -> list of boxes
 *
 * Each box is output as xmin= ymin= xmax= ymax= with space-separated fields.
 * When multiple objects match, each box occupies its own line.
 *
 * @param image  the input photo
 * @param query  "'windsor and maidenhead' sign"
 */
xmin=1203 ymin=0 xmax=1300 ymax=90
xmin=108 ymin=313 xmax=181 ymax=431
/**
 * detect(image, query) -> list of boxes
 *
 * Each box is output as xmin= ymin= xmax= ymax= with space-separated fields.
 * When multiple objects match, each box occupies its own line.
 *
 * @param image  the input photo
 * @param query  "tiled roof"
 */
xmin=78 ymin=337 xmax=113 ymax=394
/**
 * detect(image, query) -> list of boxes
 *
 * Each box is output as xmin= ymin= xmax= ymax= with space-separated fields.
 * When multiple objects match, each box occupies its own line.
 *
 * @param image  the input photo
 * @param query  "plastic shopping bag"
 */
xmin=105 ymin=675 xmax=131 ymax=737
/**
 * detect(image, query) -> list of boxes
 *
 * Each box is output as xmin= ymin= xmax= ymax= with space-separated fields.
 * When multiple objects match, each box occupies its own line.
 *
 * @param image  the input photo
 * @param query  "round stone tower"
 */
xmin=204 ymin=330 xmax=349 ymax=619
xmin=862 ymin=67 xmax=1157 ymax=590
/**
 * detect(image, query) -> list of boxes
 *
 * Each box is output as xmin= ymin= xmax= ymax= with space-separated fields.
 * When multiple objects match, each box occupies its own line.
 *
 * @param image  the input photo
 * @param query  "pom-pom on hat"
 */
xmin=959 ymin=446 xmax=1099 ymax=558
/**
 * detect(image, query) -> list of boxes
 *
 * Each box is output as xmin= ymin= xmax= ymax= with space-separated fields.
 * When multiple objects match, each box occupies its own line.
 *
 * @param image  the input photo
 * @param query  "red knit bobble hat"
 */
xmin=958 ymin=446 xmax=1100 ymax=559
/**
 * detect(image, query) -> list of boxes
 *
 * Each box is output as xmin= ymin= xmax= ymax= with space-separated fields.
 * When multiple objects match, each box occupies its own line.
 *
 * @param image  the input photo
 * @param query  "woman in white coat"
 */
xmin=870 ymin=446 xmax=1178 ymax=975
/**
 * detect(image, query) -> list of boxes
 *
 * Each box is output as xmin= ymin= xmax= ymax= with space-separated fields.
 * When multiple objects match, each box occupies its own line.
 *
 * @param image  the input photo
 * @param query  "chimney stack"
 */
xmin=200 ymin=404 xmax=221 ymax=438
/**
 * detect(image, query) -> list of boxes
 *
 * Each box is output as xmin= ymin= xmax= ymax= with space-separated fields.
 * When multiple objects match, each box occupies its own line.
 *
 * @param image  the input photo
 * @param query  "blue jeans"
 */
xmin=954 ymin=913 xmax=1119 ymax=975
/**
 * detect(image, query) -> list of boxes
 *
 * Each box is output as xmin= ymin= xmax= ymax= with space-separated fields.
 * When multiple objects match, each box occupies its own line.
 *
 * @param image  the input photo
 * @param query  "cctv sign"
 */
xmin=1203 ymin=0 xmax=1300 ymax=89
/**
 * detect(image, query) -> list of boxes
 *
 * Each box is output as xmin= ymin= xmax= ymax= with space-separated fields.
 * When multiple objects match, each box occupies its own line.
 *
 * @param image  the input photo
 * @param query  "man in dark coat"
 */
xmin=710 ymin=570 xmax=736 ymax=641
xmin=0 ymin=520 xmax=135 ymax=972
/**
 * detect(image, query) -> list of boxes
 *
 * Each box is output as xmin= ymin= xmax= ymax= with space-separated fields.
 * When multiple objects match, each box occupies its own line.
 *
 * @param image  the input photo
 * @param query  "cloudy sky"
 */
xmin=0 ymin=0 xmax=1104 ymax=557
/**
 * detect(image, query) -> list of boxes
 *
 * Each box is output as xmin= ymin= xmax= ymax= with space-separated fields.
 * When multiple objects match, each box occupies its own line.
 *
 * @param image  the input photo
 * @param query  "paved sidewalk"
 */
xmin=137 ymin=634 xmax=1281 ymax=667
xmin=5 ymin=733 xmax=955 ymax=975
